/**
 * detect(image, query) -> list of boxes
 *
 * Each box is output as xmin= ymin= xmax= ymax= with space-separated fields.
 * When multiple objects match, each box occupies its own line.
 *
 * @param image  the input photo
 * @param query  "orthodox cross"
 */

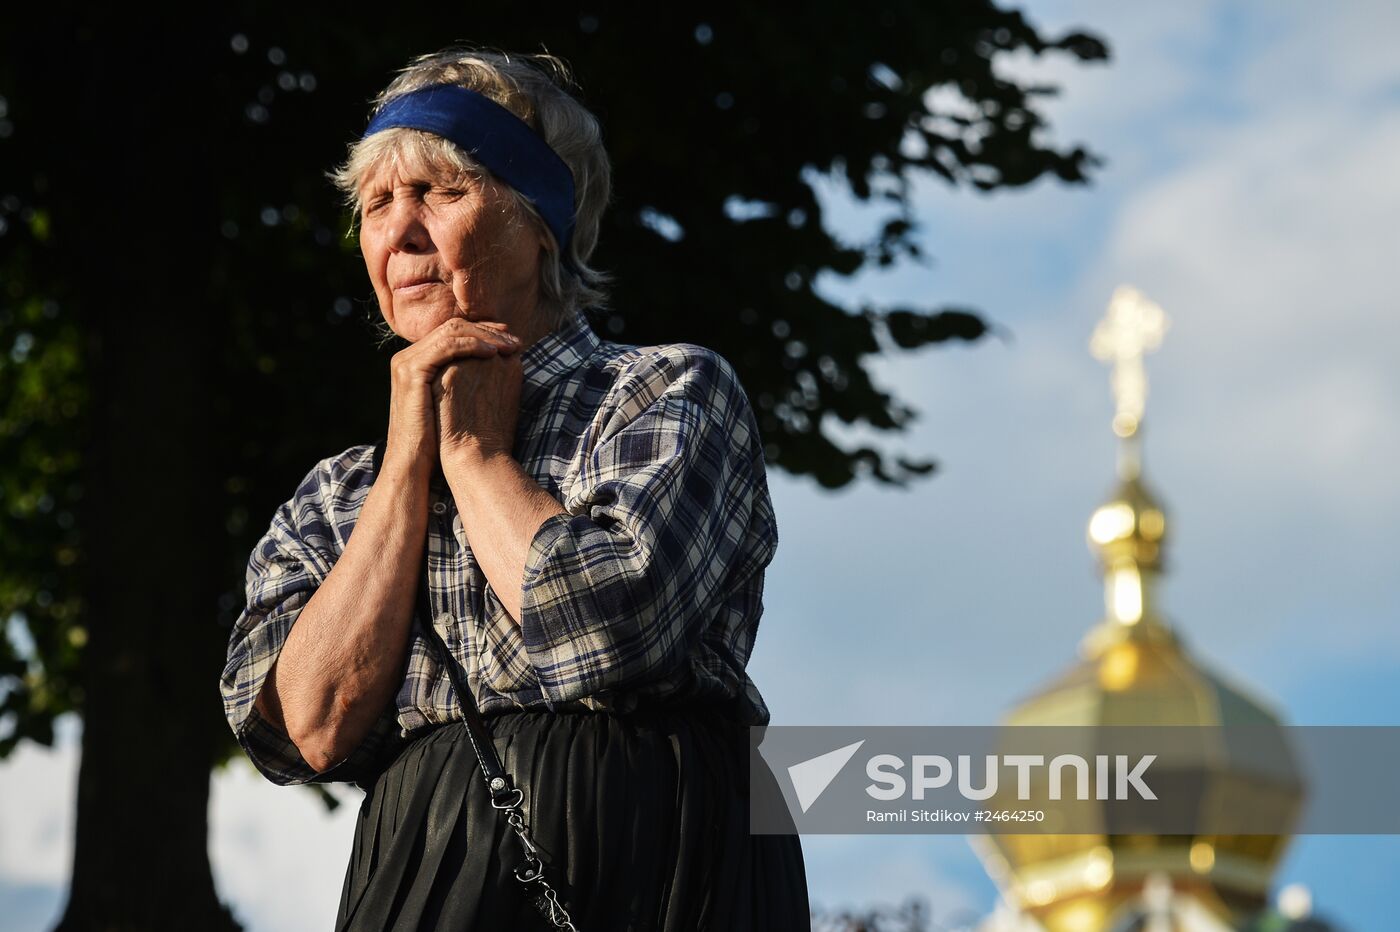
xmin=1090 ymin=285 xmax=1169 ymax=439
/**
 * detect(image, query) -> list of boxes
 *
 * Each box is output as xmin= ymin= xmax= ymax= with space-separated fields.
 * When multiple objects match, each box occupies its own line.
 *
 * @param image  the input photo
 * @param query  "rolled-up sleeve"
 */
xmin=518 ymin=349 xmax=778 ymax=704
xmin=220 ymin=460 xmax=404 ymax=786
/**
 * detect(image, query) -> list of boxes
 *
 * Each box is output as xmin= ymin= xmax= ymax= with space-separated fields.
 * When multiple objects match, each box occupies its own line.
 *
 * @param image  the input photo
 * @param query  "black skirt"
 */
xmin=334 ymin=700 xmax=811 ymax=931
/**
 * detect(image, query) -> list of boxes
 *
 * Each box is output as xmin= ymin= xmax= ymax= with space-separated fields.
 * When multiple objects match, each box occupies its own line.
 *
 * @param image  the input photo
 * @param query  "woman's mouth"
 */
xmin=393 ymin=279 xmax=442 ymax=295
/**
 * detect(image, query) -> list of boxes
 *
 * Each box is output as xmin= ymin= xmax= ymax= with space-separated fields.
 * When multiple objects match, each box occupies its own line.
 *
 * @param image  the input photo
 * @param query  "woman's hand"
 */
xmin=384 ymin=317 xmax=521 ymax=480
xmin=433 ymin=350 xmax=524 ymax=464
xmin=432 ymin=266 xmax=533 ymax=464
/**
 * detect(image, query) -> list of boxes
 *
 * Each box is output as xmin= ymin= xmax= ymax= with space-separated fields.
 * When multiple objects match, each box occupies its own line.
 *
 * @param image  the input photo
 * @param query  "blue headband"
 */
xmin=362 ymin=83 xmax=578 ymax=265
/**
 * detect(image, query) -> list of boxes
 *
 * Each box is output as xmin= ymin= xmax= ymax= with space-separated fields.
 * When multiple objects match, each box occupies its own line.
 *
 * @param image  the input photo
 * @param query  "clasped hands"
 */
xmin=430 ymin=282 xmax=532 ymax=468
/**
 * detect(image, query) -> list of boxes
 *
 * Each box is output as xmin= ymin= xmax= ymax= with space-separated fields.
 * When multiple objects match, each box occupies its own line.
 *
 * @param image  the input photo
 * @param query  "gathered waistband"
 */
xmin=482 ymin=693 xmax=748 ymax=724
xmin=404 ymin=694 xmax=750 ymax=736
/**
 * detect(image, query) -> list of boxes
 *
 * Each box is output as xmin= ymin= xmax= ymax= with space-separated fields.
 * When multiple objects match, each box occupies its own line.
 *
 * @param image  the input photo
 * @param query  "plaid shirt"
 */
xmin=220 ymin=307 xmax=779 ymax=786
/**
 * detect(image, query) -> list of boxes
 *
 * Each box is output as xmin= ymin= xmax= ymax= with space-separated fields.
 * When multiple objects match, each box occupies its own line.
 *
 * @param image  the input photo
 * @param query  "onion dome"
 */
xmin=973 ymin=287 xmax=1306 ymax=932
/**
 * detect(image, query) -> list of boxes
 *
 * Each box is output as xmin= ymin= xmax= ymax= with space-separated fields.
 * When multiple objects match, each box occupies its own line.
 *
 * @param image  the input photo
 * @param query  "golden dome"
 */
xmin=974 ymin=290 xmax=1309 ymax=931
xmin=974 ymin=455 xmax=1305 ymax=932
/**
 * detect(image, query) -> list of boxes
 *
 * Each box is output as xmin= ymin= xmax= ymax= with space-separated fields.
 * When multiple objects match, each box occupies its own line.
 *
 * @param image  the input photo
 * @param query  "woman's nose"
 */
xmin=386 ymin=201 xmax=431 ymax=254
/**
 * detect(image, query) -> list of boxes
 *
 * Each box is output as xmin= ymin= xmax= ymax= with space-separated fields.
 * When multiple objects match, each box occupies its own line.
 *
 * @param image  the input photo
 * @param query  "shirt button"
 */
xmin=431 ymin=501 xmax=448 ymax=515
xmin=436 ymin=612 xmax=454 ymax=627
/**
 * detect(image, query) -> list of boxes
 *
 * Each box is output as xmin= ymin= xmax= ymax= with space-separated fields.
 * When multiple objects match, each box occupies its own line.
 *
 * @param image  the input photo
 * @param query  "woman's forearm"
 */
xmin=441 ymin=447 xmax=567 ymax=625
xmin=254 ymin=458 xmax=430 ymax=772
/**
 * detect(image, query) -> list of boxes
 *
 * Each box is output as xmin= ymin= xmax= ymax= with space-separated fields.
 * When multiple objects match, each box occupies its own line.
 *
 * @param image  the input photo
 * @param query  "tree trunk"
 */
xmin=44 ymin=14 xmax=241 ymax=931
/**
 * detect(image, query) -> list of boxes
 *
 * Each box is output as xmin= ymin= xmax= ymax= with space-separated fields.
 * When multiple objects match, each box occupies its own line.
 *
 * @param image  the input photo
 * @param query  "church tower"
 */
xmin=973 ymin=287 xmax=1309 ymax=931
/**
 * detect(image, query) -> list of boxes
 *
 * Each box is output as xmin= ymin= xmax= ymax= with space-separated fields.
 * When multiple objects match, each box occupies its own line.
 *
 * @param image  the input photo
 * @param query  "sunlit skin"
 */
xmin=357 ymin=146 xmax=568 ymax=624
xmin=358 ymin=147 xmax=548 ymax=343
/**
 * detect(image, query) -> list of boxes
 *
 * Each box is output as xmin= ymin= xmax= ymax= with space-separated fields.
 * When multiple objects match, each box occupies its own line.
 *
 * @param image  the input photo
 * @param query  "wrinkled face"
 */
xmin=358 ymin=143 xmax=546 ymax=342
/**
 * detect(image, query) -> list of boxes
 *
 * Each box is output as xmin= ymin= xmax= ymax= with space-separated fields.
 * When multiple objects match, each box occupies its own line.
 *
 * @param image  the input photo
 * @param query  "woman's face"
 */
xmin=358 ymin=145 xmax=547 ymax=343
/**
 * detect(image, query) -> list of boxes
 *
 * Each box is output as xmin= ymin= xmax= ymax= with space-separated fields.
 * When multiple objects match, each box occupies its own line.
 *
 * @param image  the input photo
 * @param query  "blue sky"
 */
xmin=3 ymin=3 xmax=1398 ymax=929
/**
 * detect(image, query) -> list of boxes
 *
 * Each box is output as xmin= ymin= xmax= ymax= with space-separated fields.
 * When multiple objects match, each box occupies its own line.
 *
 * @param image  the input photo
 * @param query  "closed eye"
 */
xmin=425 ymin=185 xmax=465 ymax=204
xmin=362 ymin=193 xmax=390 ymax=216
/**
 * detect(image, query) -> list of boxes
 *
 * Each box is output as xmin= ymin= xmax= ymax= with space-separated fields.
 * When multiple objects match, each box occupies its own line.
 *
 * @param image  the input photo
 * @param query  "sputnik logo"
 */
xmin=787 ymin=740 xmax=865 ymax=813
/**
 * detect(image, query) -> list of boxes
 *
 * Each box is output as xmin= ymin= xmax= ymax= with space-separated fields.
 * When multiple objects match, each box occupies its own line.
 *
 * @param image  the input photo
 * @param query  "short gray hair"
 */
xmin=328 ymin=47 xmax=612 ymax=328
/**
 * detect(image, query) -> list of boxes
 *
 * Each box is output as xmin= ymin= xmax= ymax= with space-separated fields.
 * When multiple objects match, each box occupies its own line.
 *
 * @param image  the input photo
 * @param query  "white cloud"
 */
xmin=210 ymin=760 xmax=362 ymax=932
xmin=0 ymin=716 xmax=78 ymax=889
xmin=1087 ymin=107 xmax=1400 ymax=522
xmin=0 ymin=717 xmax=363 ymax=932
xmin=1233 ymin=4 xmax=1400 ymax=109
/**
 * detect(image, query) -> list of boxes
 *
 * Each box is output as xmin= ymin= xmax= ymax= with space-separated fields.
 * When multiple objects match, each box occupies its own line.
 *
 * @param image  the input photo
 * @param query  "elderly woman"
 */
xmin=220 ymin=47 xmax=809 ymax=931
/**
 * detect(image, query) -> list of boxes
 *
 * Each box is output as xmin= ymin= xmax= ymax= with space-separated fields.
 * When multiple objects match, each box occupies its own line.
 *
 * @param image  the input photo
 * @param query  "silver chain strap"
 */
xmin=492 ymin=781 xmax=580 ymax=931
xmin=397 ymin=456 xmax=584 ymax=931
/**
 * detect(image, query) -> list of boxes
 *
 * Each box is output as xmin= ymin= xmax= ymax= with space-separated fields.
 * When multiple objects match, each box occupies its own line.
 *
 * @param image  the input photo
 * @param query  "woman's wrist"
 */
xmin=379 ymin=445 xmax=435 ymax=486
xmin=440 ymin=438 xmax=510 ymax=474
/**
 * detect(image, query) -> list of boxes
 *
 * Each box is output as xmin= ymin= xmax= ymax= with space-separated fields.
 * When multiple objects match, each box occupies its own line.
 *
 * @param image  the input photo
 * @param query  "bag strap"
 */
xmin=412 ymin=535 xmax=516 ymax=805
xmin=372 ymin=442 xmax=581 ymax=931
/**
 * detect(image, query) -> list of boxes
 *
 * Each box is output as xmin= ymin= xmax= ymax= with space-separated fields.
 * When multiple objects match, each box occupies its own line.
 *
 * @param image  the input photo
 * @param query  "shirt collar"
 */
xmin=519 ymin=306 xmax=600 ymax=414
